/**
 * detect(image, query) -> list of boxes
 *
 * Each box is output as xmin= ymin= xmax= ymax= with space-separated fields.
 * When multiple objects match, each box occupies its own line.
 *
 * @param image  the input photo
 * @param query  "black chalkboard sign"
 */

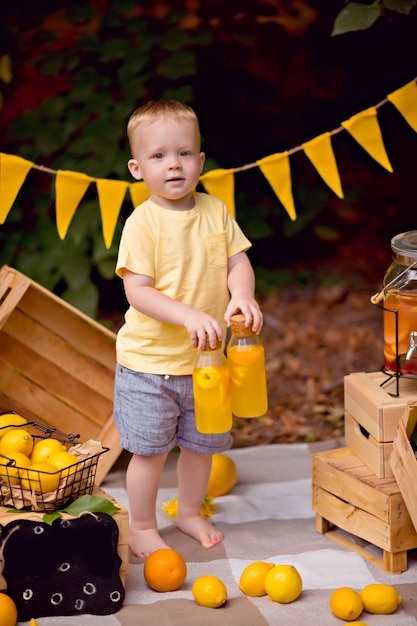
xmin=1 ymin=513 xmax=125 ymax=620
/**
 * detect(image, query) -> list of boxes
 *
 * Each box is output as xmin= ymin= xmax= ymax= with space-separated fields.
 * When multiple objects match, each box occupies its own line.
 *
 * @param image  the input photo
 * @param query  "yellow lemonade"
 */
xmin=192 ymin=365 xmax=233 ymax=434
xmin=383 ymin=292 xmax=417 ymax=374
xmin=228 ymin=344 xmax=268 ymax=417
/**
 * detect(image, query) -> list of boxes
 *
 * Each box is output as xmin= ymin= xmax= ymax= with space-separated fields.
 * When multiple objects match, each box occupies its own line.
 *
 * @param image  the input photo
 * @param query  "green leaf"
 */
xmin=43 ymin=511 xmax=62 ymax=525
xmin=383 ymin=0 xmax=417 ymax=13
xmin=60 ymin=494 xmax=120 ymax=517
xmin=332 ymin=1 xmax=382 ymax=35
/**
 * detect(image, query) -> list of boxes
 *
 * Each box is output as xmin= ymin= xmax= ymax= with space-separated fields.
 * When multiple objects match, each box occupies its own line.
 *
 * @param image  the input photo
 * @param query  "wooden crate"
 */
xmin=0 ymin=265 xmax=122 ymax=485
xmin=312 ymin=447 xmax=417 ymax=573
xmin=0 ymin=486 xmax=129 ymax=586
xmin=344 ymin=371 xmax=417 ymax=477
xmin=390 ymin=403 xmax=417 ymax=536
xmin=344 ymin=411 xmax=394 ymax=478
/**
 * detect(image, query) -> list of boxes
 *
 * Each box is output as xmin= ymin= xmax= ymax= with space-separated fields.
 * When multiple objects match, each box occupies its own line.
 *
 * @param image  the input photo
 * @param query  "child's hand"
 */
xmin=183 ymin=310 xmax=223 ymax=350
xmin=224 ymin=298 xmax=263 ymax=334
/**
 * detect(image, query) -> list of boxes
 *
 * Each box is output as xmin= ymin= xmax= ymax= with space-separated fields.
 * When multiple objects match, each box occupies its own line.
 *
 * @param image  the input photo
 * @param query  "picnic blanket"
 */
xmin=17 ymin=441 xmax=417 ymax=625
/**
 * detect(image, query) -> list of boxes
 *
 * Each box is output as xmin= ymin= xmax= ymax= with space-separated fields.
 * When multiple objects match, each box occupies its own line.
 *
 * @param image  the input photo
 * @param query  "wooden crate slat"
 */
xmin=17 ymin=281 xmax=116 ymax=370
xmin=313 ymin=485 xmax=417 ymax=553
xmin=1 ymin=310 xmax=114 ymax=401
xmin=0 ymin=362 xmax=102 ymax=440
xmin=312 ymin=449 xmax=405 ymax=524
xmin=390 ymin=418 xmax=417 ymax=533
xmin=0 ymin=266 xmax=30 ymax=330
xmin=0 ymin=334 xmax=112 ymax=426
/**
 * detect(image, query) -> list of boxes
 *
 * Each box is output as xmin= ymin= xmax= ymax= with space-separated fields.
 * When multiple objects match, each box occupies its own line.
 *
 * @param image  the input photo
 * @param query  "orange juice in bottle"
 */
xmin=192 ymin=340 xmax=232 ymax=434
xmin=381 ymin=231 xmax=417 ymax=375
xmin=227 ymin=314 xmax=268 ymax=417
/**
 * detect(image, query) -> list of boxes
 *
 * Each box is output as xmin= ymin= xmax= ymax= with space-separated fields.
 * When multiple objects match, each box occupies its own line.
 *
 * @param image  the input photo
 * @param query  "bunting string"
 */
xmin=1 ymin=78 xmax=416 ymax=248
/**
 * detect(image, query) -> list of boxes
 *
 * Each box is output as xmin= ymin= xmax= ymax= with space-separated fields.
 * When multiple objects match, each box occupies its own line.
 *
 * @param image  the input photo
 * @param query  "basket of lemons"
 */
xmin=0 ymin=411 xmax=108 ymax=512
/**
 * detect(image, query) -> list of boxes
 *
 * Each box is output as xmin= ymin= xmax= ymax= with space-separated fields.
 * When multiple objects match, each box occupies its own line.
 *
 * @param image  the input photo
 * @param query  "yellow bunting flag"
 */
xmin=0 ymin=153 xmax=33 ymax=223
xmin=55 ymin=170 xmax=93 ymax=239
xmin=387 ymin=80 xmax=417 ymax=133
xmin=256 ymin=152 xmax=296 ymax=220
xmin=341 ymin=106 xmax=393 ymax=172
xmin=96 ymin=178 xmax=129 ymax=248
xmin=199 ymin=168 xmax=236 ymax=218
xmin=302 ymin=132 xmax=344 ymax=199
xmin=129 ymin=181 xmax=150 ymax=208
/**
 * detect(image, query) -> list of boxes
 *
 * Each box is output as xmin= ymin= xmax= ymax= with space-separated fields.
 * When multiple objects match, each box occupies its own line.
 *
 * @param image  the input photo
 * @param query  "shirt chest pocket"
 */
xmin=207 ymin=232 xmax=227 ymax=267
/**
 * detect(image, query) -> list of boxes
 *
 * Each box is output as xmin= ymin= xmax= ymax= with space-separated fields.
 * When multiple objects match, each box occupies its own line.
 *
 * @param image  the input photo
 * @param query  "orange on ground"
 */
xmin=143 ymin=548 xmax=187 ymax=592
xmin=206 ymin=453 xmax=238 ymax=497
xmin=0 ymin=592 xmax=18 ymax=626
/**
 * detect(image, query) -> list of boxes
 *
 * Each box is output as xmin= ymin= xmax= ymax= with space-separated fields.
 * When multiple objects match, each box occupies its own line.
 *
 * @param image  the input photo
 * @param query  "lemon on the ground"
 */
xmin=143 ymin=548 xmax=187 ymax=592
xmin=239 ymin=561 xmax=275 ymax=597
xmin=206 ymin=453 xmax=238 ymax=497
xmin=30 ymin=437 xmax=66 ymax=464
xmin=192 ymin=575 xmax=227 ymax=608
xmin=330 ymin=587 xmax=363 ymax=621
xmin=264 ymin=564 xmax=302 ymax=604
xmin=20 ymin=462 xmax=60 ymax=493
xmin=0 ymin=451 xmax=31 ymax=485
xmin=343 ymin=622 xmax=369 ymax=625
xmin=360 ymin=583 xmax=402 ymax=614
xmin=0 ymin=413 xmax=28 ymax=439
xmin=47 ymin=450 xmax=79 ymax=477
xmin=0 ymin=428 xmax=33 ymax=457
xmin=0 ymin=592 xmax=18 ymax=626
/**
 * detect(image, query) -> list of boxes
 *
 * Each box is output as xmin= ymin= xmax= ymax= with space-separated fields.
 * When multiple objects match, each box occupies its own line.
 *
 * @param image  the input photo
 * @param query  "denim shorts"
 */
xmin=113 ymin=364 xmax=232 ymax=456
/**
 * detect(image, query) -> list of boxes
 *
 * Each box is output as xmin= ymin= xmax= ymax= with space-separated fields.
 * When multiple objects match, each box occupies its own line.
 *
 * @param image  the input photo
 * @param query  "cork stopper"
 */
xmin=204 ymin=339 xmax=222 ymax=351
xmin=230 ymin=313 xmax=253 ymax=337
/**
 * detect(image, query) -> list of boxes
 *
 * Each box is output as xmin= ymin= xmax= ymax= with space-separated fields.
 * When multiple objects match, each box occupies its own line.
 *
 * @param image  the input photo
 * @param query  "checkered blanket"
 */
xmin=18 ymin=442 xmax=417 ymax=625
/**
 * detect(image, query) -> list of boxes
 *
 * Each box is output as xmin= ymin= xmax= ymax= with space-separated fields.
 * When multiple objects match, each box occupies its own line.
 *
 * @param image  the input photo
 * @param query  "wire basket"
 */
xmin=0 ymin=412 xmax=109 ymax=512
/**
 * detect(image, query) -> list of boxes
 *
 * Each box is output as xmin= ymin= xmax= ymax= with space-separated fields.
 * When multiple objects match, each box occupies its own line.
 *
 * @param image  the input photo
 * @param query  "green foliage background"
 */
xmin=1 ymin=0 xmax=417 ymax=319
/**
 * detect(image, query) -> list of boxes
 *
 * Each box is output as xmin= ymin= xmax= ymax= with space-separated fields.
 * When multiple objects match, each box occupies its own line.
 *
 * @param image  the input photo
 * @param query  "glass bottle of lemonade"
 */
xmin=192 ymin=339 xmax=232 ymax=434
xmin=227 ymin=313 xmax=268 ymax=417
xmin=382 ymin=231 xmax=417 ymax=375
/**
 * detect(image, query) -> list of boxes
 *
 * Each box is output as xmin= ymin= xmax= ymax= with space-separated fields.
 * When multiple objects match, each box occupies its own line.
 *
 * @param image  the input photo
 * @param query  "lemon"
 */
xmin=206 ymin=453 xmax=238 ymax=497
xmin=47 ymin=450 xmax=79 ymax=477
xmin=20 ymin=462 xmax=60 ymax=493
xmin=0 ymin=451 xmax=31 ymax=485
xmin=30 ymin=438 xmax=66 ymax=464
xmin=194 ymin=367 xmax=221 ymax=389
xmin=360 ymin=583 xmax=402 ymax=614
xmin=0 ymin=412 xmax=28 ymax=438
xmin=330 ymin=587 xmax=363 ymax=621
xmin=191 ymin=575 xmax=227 ymax=608
xmin=343 ymin=622 xmax=369 ymax=626
xmin=239 ymin=561 xmax=275 ymax=597
xmin=0 ymin=591 xmax=18 ymax=626
xmin=0 ymin=428 xmax=33 ymax=457
xmin=263 ymin=564 xmax=302 ymax=604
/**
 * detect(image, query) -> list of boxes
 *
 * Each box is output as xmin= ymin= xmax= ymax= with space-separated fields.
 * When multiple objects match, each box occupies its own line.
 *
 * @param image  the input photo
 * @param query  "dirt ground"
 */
xmin=230 ymin=232 xmax=389 ymax=448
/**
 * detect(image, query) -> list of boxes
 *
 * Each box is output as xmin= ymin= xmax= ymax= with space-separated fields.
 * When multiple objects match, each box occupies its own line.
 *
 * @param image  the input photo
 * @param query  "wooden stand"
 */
xmin=0 ymin=265 xmax=122 ymax=484
xmin=312 ymin=447 xmax=417 ymax=573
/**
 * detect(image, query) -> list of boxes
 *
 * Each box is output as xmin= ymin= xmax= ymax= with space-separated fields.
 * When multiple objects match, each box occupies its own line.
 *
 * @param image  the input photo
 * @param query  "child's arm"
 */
xmin=123 ymin=270 xmax=223 ymax=350
xmin=224 ymin=251 xmax=263 ymax=333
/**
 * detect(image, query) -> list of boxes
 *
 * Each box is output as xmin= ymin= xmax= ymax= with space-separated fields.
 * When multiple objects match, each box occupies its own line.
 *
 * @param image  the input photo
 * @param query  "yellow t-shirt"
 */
xmin=115 ymin=192 xmax=251 ymax=375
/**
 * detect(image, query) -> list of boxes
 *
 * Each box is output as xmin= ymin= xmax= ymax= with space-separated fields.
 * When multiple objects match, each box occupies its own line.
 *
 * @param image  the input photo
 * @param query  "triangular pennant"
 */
xmin=0 ymin=153 xmax=33 ymax=224
xmin=387 ymin=80 xmax=417 ymax=133
xmin=129 ymin=181 xmax=150 ymax=208
xmin=199 ymin=168 xmax=235 ymax=218
xmin=96 ymin=179 xmax=129 ymax=248
xmin=256 ymin=152 xmax=296 ymax=220
xmin=55 ymin=170 xmax=93 ymax=239
xmin=341 ymin=106 xmax=393 ymax=172
xmin=302 ymin=132 xmax=344 ymax=199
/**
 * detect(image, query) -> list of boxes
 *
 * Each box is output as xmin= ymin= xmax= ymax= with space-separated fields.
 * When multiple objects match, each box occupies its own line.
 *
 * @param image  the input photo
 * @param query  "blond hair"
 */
xmin=127 ymin=100 xmax=201 ymax=151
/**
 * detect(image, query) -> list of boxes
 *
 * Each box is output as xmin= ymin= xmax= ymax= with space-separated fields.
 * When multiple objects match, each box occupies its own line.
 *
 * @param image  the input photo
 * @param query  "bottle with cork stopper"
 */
xmin=227 ymin=313 xmax=268 ymax=418
xmin=192 ymin=338 xmax=233 ymax=434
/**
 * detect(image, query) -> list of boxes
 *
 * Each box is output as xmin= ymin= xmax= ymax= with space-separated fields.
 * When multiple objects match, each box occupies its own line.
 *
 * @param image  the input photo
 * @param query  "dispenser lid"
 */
xmin=391 ymin=231 xmax=417 ymax=262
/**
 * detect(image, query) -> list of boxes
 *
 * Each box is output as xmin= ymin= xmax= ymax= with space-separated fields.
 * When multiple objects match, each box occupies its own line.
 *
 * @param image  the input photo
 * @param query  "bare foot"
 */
xmin=129 ymin=527 xmax=170 ymax=558
xmin=176 ymin=514 xmax=223 ymax=548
